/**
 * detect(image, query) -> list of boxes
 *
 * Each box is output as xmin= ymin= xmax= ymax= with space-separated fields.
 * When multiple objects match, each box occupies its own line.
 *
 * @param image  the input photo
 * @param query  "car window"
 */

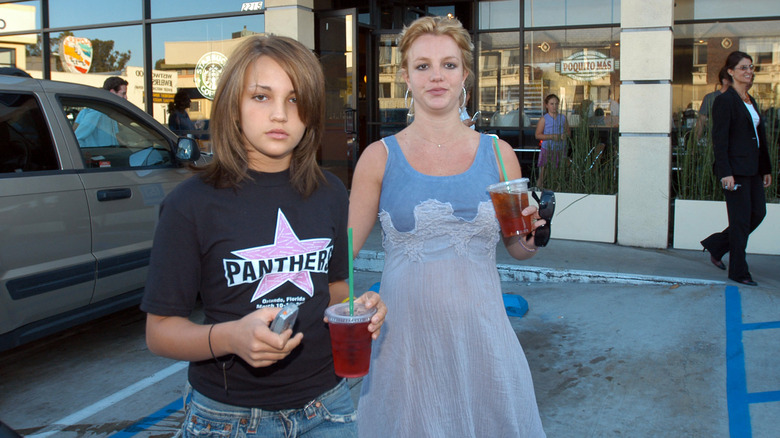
xmin=60 ymin=97 xmax=174 ymax=170
xmin=0 ymin=93 xmax=59 ymax=174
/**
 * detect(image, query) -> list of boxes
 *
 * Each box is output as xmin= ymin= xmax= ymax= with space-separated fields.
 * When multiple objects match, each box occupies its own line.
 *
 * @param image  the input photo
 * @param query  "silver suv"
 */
xmin=0 ymin=74 xmax=203 ymax=351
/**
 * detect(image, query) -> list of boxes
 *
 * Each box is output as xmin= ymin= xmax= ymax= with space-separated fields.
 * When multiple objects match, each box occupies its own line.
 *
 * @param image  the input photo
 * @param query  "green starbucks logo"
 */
xmin=195 ymin=51 xmax=227 ymax=100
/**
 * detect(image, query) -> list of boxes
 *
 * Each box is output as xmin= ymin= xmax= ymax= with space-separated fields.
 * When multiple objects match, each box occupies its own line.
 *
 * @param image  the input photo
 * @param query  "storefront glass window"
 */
xmin=482 ymin=27 xmax=619 ymax=187
xmin=0 ymin=2 xmax=38 ymax=74
xmin=524 ymin=0 xmax=619 ymax=27
xmin=476 ymin=31 xmax=521 ymax=131
xmin=49 ymin=0 xmax=140 ymax=27
xmin=672 ymin=17 xmax=779 ymax=201
xmin=151 ymin=15 xmax=264 ymax=150
xmin=152 ymin=0 xmax=259 ymax=19
xmin=523 ymin=28 xmax=619 ymax=128
xmin=674 ymin=0 xmax=779 ymax=21
xmin=672 ymin=19 xmax=780 ymax=163
xmin=0 ymin=1 xmax=40 ymax=32
xmin=376 ymin=33 xmax=405 ymax=138
xmin=673 ymin=20 xmax=780 ymax=119
xmin=49 ymin=26 xmax=144 ymax=105
xmin=478 ymin=0 xmax=519 ymax=30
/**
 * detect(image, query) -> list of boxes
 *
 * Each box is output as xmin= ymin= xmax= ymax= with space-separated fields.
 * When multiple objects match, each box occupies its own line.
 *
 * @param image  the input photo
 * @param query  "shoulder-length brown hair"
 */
xmin=197 ymin=35 xmax=325 ymax=197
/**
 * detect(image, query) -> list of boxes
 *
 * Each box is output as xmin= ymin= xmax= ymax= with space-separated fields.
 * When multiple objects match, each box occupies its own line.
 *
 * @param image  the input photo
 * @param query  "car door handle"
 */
xmin=97 ymin=188 xmax=132 ymax=202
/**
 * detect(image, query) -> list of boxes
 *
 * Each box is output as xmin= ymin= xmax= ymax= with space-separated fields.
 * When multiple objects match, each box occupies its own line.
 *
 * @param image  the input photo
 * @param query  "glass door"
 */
xmin=317 ymin=9 xmax=359 ymax=187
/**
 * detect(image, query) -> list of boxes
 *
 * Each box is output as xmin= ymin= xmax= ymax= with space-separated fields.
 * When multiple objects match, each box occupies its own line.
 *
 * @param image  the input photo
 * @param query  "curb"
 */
xmin=355 ymin=250 xmax=724 ymax=287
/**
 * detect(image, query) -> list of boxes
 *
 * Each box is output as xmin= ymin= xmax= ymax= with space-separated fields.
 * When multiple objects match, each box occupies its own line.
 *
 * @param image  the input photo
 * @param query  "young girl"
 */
xmin=534 ymin=93 xmax=569 ymax=188
xmin=141 ymin=35 xmax=385 ymax=437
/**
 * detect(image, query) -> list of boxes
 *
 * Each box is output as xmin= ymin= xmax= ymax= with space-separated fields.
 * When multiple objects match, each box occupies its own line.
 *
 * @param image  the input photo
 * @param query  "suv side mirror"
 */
xmin=175 ymin=137 xmax=200 ymax=162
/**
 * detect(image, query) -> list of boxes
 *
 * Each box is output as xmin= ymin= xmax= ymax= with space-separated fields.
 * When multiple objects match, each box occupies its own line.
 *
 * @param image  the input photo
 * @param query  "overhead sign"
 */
xmin=195 ymin=51 xmax=228 ymax=100
xmin=559 ymin=51 xmax=615 ymax=81
xmin=60 ymin=36 xmax=93 ymax=74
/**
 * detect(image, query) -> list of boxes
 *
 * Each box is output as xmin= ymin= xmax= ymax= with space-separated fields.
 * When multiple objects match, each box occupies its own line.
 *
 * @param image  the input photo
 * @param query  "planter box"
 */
xmin=552 ymin=192 xmax=617 ymax=243
xmin=673 ymin=199 xmax=780 ymax=256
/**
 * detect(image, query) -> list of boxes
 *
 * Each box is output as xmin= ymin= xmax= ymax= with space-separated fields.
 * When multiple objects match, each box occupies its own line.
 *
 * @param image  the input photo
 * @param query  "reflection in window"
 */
xmin=0 ymin=1 xmax=41 ymax=32
xmin=672 ymin=20 xmax=780 ymax=149
xmin=151 ymin=1 xmax=252 ymax=19
xmin=47 ymin=27 xmax=145 ymax=113
xmin=0 ymin=48 xmax=16 ymax=67
xmin=524 ymin=0 xmax=619 ymax=27
xmin=524 ymin=28 xmax=619 ymax=131
xmin=476 ymin=32 xmax=522 ymax=133
xmin=673 ymin=0 xmax=779 ymax=21
xmin=377 ymin=34 xmax=406 ymax=138
xmin=49 ymin=0 xmax=140 ymax=27
xmin=151 ymin=16 xmax=265 ymax=139
xmin=478 ymin=0 xmax=520 ymax=30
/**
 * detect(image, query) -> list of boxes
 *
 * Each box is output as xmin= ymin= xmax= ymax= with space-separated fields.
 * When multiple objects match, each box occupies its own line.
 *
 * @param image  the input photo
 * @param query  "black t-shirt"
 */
xmin=140 ymin=169 xmax=349 ymax=409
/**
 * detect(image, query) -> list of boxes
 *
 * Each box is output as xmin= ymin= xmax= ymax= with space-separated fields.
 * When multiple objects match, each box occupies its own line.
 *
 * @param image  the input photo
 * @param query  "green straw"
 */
xmin=348 ymin=228 xmax=354 ymax=316
xmin=492 ymin=136 xmax=510 ymax=187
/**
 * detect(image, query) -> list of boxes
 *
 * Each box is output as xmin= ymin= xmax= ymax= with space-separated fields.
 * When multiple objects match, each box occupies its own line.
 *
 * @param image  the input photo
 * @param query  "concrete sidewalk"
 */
xmin=355 ymin=222 xmax=779 ymax=290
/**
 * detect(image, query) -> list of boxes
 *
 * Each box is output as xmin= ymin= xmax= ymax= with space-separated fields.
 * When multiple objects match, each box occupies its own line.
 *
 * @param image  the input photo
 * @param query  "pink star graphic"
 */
xmin=233 ymin=209 xmax=331 ymax=302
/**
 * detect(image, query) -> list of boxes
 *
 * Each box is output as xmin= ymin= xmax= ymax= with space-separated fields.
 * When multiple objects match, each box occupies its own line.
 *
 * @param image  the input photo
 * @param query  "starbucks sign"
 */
xmin=559 ymin=51 xmax=615 ymax=81
xmin=195 ymin=51 xmax=228 ymax=100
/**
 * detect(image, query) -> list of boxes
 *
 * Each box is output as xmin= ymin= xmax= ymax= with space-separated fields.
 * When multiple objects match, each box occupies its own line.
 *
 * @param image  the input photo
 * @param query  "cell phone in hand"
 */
xmin=270 ymin=303 xmax=299 ymax=334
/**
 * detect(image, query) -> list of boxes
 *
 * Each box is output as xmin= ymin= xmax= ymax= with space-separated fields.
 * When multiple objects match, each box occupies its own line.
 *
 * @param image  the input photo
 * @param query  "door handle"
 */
xmin=97 ymin=188 xmax=132 ymax=202
xmin=344 ymin=108 xmax=357 ymax=134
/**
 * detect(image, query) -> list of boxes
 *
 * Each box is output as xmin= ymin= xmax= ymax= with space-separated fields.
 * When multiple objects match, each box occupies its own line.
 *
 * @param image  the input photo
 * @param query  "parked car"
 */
xmin=0 ymin=74 xmax=204 ymax=351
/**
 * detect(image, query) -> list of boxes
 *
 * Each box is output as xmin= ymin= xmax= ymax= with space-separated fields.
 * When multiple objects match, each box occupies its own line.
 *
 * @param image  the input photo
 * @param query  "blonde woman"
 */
xmin=349 ymin=16 xmax=546 ymax=437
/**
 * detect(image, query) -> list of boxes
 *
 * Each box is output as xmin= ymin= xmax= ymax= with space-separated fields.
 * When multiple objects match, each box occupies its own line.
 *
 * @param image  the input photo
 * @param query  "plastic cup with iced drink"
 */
xmin=487 ymin=178 xmax=533 ymax=238
xmin=325 ymin=302 xmax=377 ymax=378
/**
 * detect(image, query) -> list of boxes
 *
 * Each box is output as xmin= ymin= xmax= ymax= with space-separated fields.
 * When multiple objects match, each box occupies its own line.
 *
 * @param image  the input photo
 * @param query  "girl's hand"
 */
xmin=229 ymin=307 xmax=303 ymax=368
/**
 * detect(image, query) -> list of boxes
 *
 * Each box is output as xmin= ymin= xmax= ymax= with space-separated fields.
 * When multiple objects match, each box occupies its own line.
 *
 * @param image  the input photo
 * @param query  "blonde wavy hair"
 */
xmin=197 ymin=35 xmax=325 ymax=197
xmin=398 ymin=16 xmax=474 ymax=87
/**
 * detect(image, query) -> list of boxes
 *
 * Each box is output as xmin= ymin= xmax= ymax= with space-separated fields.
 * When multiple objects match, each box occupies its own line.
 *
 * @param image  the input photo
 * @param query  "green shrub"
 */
xmin=535 ymin=107 xmax=618 ymax=195
xmin=675 ymin=108 xmax=778 ymax=202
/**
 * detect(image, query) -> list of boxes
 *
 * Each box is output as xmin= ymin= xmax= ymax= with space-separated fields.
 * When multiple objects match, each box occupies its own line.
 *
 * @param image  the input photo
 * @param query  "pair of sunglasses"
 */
xmin=530 ymin=190 xmax=556 ymax=247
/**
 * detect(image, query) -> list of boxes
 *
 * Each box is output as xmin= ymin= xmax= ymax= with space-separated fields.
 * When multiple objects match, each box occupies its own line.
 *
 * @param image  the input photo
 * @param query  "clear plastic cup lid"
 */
xmin=325 ymin=302 xmax=377 ymax=324
xmin=487 ymin=177 xmax=529 ymax=193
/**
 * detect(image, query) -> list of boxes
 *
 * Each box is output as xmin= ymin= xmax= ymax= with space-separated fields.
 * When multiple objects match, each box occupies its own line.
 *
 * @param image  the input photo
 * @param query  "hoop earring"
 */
xmin=460 ymin=86 xmax=467 ymax=108
xmin=405 ymin=89 xmax=415 ymax=124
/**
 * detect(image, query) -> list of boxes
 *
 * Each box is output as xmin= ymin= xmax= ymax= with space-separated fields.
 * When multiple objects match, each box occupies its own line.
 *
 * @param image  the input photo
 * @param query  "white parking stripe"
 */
xmin=27 ymin=361 xmax=188 ymax=438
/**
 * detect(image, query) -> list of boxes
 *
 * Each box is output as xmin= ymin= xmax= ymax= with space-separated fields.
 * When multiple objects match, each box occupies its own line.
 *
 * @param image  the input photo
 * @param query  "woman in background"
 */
xmin=701 ymin=51 xmax=772 ymax=287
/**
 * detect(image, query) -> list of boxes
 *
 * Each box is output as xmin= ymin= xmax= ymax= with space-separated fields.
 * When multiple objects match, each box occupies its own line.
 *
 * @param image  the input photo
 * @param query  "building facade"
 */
xmin=1 ymin=0 xmax=778 ymax=248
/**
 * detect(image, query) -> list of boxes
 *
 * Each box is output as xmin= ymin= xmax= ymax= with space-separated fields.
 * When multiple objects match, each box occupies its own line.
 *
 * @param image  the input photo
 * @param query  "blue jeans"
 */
xmin=179 ymin=380 xmax=357 ymax=437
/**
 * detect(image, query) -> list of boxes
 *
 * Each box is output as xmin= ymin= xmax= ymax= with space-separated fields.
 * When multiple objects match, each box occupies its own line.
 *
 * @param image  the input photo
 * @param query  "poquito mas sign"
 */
xmin=559 ymin=51 xmax=615 ymax=81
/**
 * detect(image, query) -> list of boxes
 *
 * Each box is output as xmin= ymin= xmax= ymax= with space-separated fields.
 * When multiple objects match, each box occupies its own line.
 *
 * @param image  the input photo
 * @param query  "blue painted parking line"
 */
xmin=110 ymin=397 xmax=183 ymax=437
xmin=725 ymin=285 xmax=780 ymax=438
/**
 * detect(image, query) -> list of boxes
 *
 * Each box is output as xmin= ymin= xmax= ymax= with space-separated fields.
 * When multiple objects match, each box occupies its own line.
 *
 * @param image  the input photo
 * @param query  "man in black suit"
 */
xmin=701 ymin=51 xmax=773 ymax=287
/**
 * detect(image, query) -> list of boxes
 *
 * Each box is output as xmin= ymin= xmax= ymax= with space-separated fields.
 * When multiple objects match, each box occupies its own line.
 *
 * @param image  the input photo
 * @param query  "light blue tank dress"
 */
xmin=357 ymin=134 xmax=545 ymax=437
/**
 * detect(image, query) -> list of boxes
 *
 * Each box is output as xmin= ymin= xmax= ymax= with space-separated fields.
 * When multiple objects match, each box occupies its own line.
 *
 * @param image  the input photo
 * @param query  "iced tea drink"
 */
xmin=325 ymin=302 xmax=377 ymax=378
xmin=487 ymin=178 xmax=533 ymax=238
